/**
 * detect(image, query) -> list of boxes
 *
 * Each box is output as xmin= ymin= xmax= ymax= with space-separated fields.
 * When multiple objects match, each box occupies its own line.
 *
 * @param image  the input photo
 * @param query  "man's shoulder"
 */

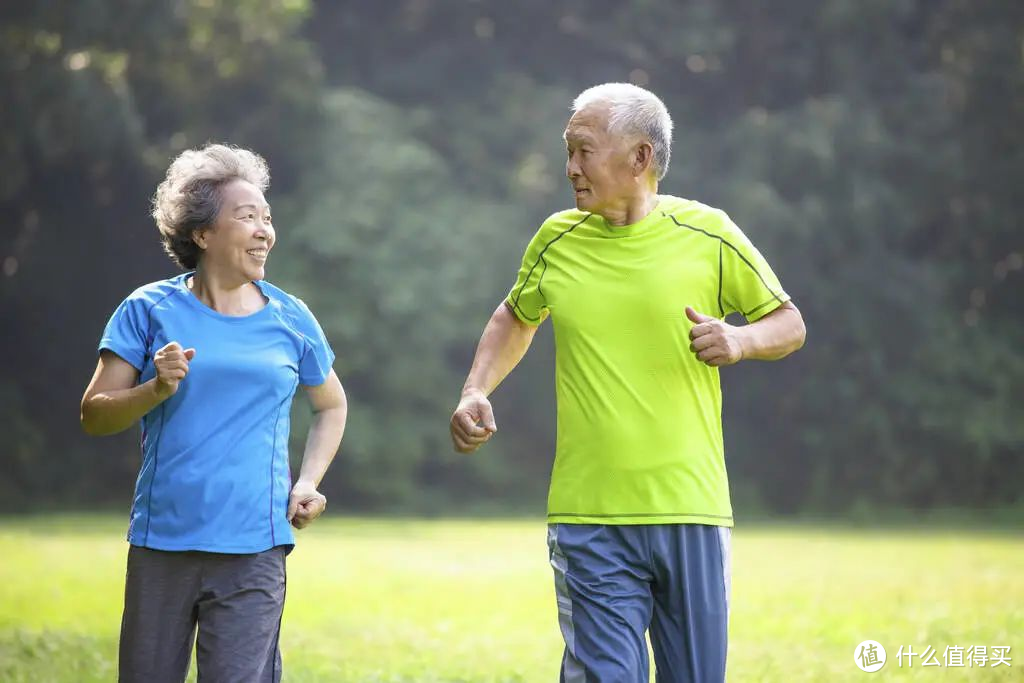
xmin=658 ymin=196 xmax=739 ymax=238
xmin=537 ymin=208 xmax=594 ymax=236
xmin=659 ymin=196 xmax=749 ymax=239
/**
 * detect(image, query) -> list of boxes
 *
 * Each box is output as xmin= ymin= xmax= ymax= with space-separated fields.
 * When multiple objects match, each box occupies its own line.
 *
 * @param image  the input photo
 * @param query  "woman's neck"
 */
xmin=189 ymin=265 xmax=263 ymax=316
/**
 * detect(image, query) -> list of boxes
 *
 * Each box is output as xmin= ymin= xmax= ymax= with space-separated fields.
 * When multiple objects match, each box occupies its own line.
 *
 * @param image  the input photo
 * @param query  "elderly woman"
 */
xmin=81 ymin=143 xmax=347 ymax=683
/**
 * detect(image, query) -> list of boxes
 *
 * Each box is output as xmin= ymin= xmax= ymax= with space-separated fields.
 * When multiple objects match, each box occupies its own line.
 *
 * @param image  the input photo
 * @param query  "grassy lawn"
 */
xmin=0 ymin=515 xmax=1020 ymax=681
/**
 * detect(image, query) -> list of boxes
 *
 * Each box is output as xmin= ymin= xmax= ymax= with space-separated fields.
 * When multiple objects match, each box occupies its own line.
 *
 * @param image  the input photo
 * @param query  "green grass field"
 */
xmin=0 ymin=516 xmax=1020 ymax=682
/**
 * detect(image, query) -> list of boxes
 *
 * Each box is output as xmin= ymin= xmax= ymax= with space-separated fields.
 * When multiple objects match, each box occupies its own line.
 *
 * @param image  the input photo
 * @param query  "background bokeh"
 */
xmin=2 ymin=0 xmax=1021 ymax=519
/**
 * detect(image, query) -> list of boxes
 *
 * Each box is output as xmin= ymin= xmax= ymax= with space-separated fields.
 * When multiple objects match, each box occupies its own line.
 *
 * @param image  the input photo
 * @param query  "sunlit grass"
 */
xmin=0 ymin=516 xmax=1020 ymax=681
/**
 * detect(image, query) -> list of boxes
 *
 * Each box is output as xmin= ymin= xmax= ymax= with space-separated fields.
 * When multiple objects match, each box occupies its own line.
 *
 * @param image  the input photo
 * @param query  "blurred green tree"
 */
xmin=0 ymin=0 xmax=1020 ymax=516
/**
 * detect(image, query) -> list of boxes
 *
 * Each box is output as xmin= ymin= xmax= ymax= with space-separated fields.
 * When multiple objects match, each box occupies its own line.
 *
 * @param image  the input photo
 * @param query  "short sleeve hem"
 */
xmin=504 ymin=297 xmax=545 ymax=326
xmin=98 ymin=341 xmax=145 ymax=372
xmin=743 ymin=291 xmax=791 ymax=322
xmin=298 ymin=345 xmax=336 ymax=386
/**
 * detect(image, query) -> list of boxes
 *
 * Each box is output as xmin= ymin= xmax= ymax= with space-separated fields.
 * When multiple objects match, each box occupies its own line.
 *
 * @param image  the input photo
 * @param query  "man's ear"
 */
xmin=633 ymin=141 xmax=655 ymax=177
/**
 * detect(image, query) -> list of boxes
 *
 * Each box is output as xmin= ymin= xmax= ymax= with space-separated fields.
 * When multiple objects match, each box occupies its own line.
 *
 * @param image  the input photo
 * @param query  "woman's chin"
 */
xmin=246 ymin=264 xmax=267 ymax=281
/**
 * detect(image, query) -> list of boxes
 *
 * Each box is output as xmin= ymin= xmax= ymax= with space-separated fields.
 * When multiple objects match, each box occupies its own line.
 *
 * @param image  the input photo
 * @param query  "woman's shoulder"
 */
xmin=257 ymin=280 xmax=318 ymax=322
xmin=256 ymin=279 xmax=302 ymax=307
xmin=120 ymin=273 xmax=189 ymax=308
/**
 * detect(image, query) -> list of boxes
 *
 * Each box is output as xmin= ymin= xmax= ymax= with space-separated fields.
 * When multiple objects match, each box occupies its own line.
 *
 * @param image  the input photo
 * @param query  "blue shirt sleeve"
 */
xmin=289 ymin=298 xmax=335 ymax=386
xmin=99 ymin=295 xmax=150 ymax=371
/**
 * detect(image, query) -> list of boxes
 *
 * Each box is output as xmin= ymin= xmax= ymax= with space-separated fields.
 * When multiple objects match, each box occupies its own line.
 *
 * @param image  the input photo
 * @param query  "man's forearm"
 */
xmin=462 ymin=303 xmax=538 ymax=397
xmin=296 ymin=405 xmax=347 ymax=487
xmin=81 ymin=380 xmax=169 ymax=436
xmin=738 ymin=303 xmax=806 ymax=361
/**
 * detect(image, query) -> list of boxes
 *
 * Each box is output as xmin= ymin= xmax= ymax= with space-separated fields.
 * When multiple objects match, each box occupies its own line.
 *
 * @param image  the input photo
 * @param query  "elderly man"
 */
xmin=450 ymin=83 xmax=805 ymax=682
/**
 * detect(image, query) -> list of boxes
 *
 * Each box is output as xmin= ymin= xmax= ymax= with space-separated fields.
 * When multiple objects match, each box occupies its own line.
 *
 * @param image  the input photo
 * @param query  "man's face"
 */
xmin=564 ymin=107 xmax=639 ymax=214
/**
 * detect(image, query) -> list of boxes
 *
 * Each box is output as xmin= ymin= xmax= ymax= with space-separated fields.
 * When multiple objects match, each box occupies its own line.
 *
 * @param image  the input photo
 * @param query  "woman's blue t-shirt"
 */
xmin=99 ymin=273 xmax=335 ymax=553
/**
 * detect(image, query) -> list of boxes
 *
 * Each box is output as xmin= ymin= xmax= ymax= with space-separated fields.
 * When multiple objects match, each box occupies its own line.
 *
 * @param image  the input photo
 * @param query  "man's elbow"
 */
xmin=788 ymin=306 xmax=807 ymax=354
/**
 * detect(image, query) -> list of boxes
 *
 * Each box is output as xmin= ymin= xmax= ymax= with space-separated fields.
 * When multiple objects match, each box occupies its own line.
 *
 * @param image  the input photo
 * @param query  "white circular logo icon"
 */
xmin=854 ymin=640 xmax=886 ymax=672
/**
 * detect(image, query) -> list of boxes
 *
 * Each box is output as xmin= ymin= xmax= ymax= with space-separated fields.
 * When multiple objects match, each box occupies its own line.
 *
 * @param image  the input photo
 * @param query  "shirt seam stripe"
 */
xmin=665 ymin=212 xmax=786 ymax=313
xmin=744 ymin=294 xmax=789 ymax=318
xmin=143 ymin=403 xmax=167 ymax=546
xmin=510 ymin=213 xmax=592 ymax=313
xmin=717 ymin=241 xmax=725 ymax=316
xmin=142 ymin=287 xmax=186 ymax=363
xmin=268 ymin=379 xmax=297 ymax=547
xmin=547 ymin=512 xmax=734 ymax=520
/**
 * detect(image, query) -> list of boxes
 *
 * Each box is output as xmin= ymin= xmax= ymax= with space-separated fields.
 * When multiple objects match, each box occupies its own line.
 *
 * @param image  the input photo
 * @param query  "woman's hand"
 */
xmin=153 ymin=341 xmax=196 ymax=397
xmin=288 ymin=480 xmax=327 ymax=529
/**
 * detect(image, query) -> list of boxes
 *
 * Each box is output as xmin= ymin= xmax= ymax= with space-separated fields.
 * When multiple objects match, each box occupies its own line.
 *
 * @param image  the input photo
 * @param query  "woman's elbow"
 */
xmin=318 ymin=383 xmax=348 ymax=418
xmin=80 ymin=404 xmax=103 ymax=436
xmin=329 ymin=392 xmax=348 ymax=422
xmin=80 ymin=398 xmax=117 ymax=436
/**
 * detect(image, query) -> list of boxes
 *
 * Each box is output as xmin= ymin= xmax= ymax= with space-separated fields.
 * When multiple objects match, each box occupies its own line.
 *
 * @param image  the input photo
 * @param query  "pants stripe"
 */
xmin=549 ymin=525 xmax=587 ymax=683
xmin=717 ymin=526 xmax=731 ymax=620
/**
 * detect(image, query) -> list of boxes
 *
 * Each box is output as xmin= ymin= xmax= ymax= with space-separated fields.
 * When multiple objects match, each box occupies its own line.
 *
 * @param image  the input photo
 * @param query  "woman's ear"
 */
xmin=192 ymin=228 xmax=207 ymax=250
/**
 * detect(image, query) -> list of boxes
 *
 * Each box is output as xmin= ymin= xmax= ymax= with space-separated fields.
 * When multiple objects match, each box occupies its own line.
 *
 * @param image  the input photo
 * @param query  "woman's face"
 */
xmin=197 ymin=179 xmax=275 ymax=281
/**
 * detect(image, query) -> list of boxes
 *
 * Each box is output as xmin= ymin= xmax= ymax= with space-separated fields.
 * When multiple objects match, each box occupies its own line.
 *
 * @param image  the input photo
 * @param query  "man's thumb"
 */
xmin=184 ymin=348 xmax=196 ymax=360
xmin=479 ymin=401 xmax=498 ymax=433
xmin=685 ymin=306 xmax=713 ymax=324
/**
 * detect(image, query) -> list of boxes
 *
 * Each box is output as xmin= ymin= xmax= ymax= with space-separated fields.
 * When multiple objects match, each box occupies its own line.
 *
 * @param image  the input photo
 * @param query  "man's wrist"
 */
xmin=736 ymin=327 xmax=755 ymax=362
xmin=461 ymin=386 xmax=486 ymax=400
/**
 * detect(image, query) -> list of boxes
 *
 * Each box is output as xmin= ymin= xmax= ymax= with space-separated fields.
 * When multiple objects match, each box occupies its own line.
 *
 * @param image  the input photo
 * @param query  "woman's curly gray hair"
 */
xmin=152 ymin=143 xmax=270 ymax=269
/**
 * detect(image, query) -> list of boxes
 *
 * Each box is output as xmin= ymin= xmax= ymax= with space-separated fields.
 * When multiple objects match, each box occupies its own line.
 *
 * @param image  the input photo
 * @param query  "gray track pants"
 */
xmin=118 ymin=545 xmax=287 ymax=683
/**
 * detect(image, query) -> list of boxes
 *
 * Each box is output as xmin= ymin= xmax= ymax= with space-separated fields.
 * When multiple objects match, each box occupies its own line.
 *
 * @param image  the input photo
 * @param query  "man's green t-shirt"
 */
xmin=506 ymin=195 xmax=790 ymax=526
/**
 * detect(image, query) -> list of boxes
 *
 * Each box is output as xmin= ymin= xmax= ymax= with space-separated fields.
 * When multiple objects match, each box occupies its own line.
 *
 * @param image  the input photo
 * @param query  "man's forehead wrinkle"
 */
xmin=565 ymin=124 xmax=600 ymax=143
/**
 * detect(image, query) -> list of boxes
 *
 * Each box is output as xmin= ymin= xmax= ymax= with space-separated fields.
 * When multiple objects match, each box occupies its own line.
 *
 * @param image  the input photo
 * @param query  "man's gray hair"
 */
xmin=152 ymin=143 xmax=270 ymax=270
xmin=572 ymin=83 xmax=673 ymax=180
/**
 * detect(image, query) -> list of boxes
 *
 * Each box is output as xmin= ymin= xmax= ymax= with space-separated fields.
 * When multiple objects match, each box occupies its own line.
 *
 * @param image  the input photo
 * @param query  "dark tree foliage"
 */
xmin=1 ymin=1 xmax=1020 ymax=515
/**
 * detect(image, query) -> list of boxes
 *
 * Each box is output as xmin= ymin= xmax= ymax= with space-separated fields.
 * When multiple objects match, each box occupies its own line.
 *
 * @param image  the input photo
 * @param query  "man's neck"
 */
xmin=600 ymin=189 xmax=659 ymax=227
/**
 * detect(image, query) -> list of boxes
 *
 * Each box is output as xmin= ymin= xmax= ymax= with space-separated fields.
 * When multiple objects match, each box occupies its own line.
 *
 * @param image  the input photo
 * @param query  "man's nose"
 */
xmin=566 ymin=158 xmax=581 ymax=179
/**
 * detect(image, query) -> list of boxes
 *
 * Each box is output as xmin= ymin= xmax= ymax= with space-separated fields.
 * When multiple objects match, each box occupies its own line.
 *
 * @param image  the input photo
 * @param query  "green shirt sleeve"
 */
xmin=505 ymin=224 xmax=552 ymax=326
xmin=719 ymin=216 xmax=790 ymax=321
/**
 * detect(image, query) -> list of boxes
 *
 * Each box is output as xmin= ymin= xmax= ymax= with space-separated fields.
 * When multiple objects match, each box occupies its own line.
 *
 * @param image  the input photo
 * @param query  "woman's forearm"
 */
xmin=81 ymin=379 xmax=170 ymax=436
xmin=295 ymin=403 xmax=347 ymax=487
